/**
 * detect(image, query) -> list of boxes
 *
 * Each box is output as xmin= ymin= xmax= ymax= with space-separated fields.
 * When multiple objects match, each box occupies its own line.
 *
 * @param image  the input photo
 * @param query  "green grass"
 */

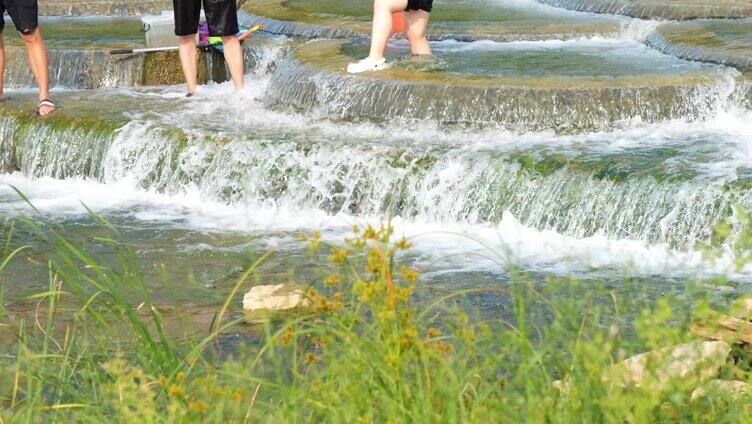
xmin=1 ymin=214 xmax=752 ymax=422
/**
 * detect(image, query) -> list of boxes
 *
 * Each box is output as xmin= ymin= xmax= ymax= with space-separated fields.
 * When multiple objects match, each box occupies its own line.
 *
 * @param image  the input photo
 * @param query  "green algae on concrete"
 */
xmin=647 ymin=20 xmax=752 ymax=71
xmin=39 ymin=0 xmax=171 ymax=16
xmin=241 ymin=0 xmax=621 ymax=41
xmin=143 ymin=50 xmax=208 ymax=86
xmin=265 ymin=39 xmax=742 ymax=130
xmin=0 ymin=99 xmax=123 ymax=177
xmin=536 ymin=0 xmax=752 ymax=20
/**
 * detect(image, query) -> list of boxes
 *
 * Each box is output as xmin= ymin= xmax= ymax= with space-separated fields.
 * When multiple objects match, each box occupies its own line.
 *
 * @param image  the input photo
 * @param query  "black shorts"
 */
xmin=0 ymin=0 xmax=38 ymax=35
xmin=173 ymin=0 xmax=238 ymax=37
xmin=406 ymin=0 xmax=432 ymax=13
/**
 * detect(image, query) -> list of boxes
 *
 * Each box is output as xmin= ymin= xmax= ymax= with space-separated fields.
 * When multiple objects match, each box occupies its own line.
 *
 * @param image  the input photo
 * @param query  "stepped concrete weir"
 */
xmin=2 ymin=85 xmax=752 ymax=253
xmin=536 ymin=0 xmax=752 ymax=20
xmin=266 ymin=39 xmax=745 ymax=131
xmin=240 ymin=0 xmax=621 ymax=41
xmin=647 ymin=20 xmax=752 ymax=71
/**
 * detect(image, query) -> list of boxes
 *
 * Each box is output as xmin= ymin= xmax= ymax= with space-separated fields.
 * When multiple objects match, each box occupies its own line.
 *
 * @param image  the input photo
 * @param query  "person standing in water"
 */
xmin=173 ymin=0 xmax=244 ymax=96
xmin=0 ymin=0 xmax=54 ymax=115
xmin=347 ymin=0 xmax=432 ymax=74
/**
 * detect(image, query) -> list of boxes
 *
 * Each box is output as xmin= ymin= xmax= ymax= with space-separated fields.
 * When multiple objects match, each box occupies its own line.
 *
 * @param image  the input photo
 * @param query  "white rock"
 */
xmin=243 ymin=284 xmax=309 ymax=318
xmin=603 ymin=341 xmax=731 ymax=391
xmin=691 ymin=379 xmax=752 ymax=402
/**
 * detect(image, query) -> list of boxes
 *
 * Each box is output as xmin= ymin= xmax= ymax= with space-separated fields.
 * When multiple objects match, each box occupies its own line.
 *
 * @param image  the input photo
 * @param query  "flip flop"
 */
xmin=36 ymin=99 xmax=55 ymax=116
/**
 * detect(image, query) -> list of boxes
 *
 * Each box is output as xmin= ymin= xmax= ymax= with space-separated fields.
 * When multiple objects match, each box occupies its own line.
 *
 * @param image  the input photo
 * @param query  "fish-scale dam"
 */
xmin=2 ymin=0 xmax=752 ymax=313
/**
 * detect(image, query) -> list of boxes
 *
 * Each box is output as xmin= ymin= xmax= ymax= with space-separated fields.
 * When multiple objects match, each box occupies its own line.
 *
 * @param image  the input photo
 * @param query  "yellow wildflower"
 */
xmin=395 ymin=236 xmax=413 ymax=250
xmin=168 ymin=385 xmax=184 ymax=397
xmin=281 ymin=327 xmax=294 ymax=346
xmin=400 ymin=266 xmax=420 ymax=284
xmin=329 ymin=249 xmax=350 ymax=265
xmin=189 ymin=400 xmax=209 ymax=413
xmin=324 ymin=275 xmax=340 ymax=287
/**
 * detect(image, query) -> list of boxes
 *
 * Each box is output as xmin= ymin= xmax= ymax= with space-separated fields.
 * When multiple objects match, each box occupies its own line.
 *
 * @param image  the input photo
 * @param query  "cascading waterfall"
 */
xmin=0 ymin=17 xmax=751 ymax=280
xmin=2 ymin=108 xmax=752 ymax=252
xmin=3 ymin=48 xmax=144 ymax=89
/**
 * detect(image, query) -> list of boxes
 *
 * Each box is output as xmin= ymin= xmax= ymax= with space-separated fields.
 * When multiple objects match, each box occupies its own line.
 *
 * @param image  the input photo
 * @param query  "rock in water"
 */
xmin=691 ymin=380 xmax=752 ymax=402
xmin=243 ymin=284 xmax=309 ymax=322
xmin=603 ymin=341 xmax=731 ymax=391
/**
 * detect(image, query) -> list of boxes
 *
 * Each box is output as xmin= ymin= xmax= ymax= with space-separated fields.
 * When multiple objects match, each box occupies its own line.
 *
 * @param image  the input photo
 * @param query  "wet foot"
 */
xmin=347 ymin=57 xmax=388 ymax=74
xmin=37 ymin=99 xmax=55 ymax=117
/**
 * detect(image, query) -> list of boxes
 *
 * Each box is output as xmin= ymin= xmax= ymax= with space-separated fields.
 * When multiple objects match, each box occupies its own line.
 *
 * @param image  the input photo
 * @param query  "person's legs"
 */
xmin=173 ymin=0 xmax=201 ymax=95
xmin=406 ymin=10 xmax=431 ymax=56
xmin=368 ymin=0 xmax=408 ymax=61
xmin=20 ymin=29 xmax=50 ymax=104
xmin=205 ymin=0 xmax=242 ymax=90
xmin=221 ymin=36 xmax=243 ymax=90
xmin=6 ymin=0 xmax=52 ymax=114
xmin=178 ymin=35 xmax=199 ymax=95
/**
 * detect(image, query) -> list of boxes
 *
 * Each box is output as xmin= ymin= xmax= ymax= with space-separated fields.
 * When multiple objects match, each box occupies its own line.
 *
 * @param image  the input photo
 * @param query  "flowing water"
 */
xmin=1 ymin=2 xmax=752 ymax=328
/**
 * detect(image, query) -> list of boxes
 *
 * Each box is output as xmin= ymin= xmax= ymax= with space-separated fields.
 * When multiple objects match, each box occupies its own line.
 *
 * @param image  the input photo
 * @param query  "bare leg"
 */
xmin=368 ymin=0 xmax=408 ymax=61
xmin=178 ymin=34 xmax=198 ymax=95
xmin=0 ymin=34 xmax=5 ymax=100
xmin=20 ymin=29 xmax=51 ymax=113
xmin=406 ymin=10 xmax=431 ymax=56
xmin=221 ymin=35 xmax=244 ymax=91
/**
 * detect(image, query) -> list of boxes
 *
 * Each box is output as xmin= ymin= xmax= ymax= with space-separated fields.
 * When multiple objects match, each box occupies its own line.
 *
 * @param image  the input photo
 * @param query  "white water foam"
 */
xmin=0 ymin=172 xmax=749 ymax=281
